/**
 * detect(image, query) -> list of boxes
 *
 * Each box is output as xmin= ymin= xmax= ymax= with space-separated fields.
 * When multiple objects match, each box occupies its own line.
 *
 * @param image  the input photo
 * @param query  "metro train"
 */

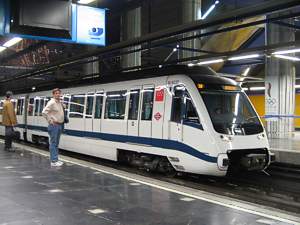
xmin=0 ymin=65 xmax=273 ymax=176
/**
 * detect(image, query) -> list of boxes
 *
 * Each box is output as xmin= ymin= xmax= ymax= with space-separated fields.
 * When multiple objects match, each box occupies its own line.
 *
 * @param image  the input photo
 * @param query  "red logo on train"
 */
xmin=155 ymin=89 xmax=164 ymax=102
xmin=154 ymin=112 xmax=162 ymax=121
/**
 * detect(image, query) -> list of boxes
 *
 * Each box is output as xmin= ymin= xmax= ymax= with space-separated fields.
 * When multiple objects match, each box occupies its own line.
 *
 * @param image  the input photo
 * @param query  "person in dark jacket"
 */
xmin=1 ymin=91 xmax=17 ymax=151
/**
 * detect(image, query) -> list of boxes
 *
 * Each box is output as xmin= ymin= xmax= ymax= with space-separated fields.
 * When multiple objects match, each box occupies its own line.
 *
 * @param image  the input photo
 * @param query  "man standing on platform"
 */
xmin=42 ymin=88 xmax=64 ymax=167
xmin=2 ymin=91 xmax=17 ymax=152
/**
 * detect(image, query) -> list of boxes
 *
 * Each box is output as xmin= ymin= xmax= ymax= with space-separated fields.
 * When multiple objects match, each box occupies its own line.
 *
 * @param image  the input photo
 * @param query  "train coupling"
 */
xmin=240 ymin=153 xmax=267 ymax=171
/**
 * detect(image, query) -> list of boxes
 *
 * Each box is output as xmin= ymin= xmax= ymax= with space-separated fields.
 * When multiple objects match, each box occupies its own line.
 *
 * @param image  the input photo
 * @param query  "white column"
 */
xmin=265 ymin=15 xmax=295 ymax=138
xmin=180 ymin=0 xmax=202 ymax=59
xmin=121 ymin=7 xmax=141 ymax=68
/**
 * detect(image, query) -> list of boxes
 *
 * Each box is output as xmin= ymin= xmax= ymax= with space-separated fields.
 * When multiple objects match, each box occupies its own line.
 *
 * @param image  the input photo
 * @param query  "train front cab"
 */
xmin=194 ymin=77 xmax=273 ymax=174
xmin=165 ymin=74 xmax=273 ymax=176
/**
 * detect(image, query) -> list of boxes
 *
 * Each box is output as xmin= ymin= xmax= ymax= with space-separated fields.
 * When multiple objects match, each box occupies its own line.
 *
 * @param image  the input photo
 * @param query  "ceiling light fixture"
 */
xmin=272 ymin=48 xmax=300 ymax=55
xmin=0 ymin=46 xmax=6 ymax=52
xmin=3 ymin=37 xmax=22 ymax=48
xmin=242 ymin=67 xmax=250 ymax=76
xmin=197 ymin=59 xmax=224 ymax=65
xmin=77 ymin=0 xmax=96 ymax=4
xmin=274 ymin=54 xmax=300 ymax=61
xmin=249 ymin=87 xmax=265 ymax=91
xmin=228 ymin=54 xmax=260 ymax=61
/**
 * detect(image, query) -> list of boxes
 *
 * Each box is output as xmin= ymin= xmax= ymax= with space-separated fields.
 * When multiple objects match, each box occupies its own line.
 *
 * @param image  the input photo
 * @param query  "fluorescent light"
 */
xmin=197 ymin=59 xmax=224 ymax=65
xmin=272 ymin=48 xmax=300 ymax=55
xmin=201 ymin=4 xmax=216 ymax=19
xmin=0 ymin=46 xmax=6 ymax=52
xmin=228 ymin=54 xmax=260 ymax=61
xmin=77 ymin=0 xmax=96 ymax=4
xmin=295 ymin=85 xmax=300 ymax=89
xmin=249 ymin=87 xmax=265 ymax=91
xmin=242 ymin=67 xmax=250 ymax=76
xmin=242 ymin=88 xmax=249 ymax=91
xmin=3 ymin=37 xmax=22 ymax=47
xmin=274 ymin=54 xmax=300 ymax=61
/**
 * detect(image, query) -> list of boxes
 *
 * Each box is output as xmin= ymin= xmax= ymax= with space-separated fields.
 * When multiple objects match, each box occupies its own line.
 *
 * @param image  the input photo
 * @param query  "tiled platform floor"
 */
xmin=269 ymin=132 xmax=300 ymax=165
xmin=0 ymin=143 xmax=298 ymax=225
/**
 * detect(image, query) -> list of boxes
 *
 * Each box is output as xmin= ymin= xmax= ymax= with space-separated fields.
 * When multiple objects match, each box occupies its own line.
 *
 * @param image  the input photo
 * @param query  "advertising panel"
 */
xmin=74 ymin=5 xmax=106 ymax=46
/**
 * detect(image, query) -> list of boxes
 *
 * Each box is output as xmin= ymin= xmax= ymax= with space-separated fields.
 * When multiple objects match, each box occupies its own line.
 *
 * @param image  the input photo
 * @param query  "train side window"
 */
xmin=171 ymin=86 xmax=201 ymax=125
xmin=104 ymin=90 xmax=126 ymax=120
xmin=171 ymin=86 xmax=185 ymax=123
xmin=69 ymin=94 xmax=85 ymax=118
xmin=39 ymin=99 xmax=45 ymax=116
xmin=34 ymin=98 xmax=40 ymax=116
xmin=184 ymin=95 xmax=200 ymax=124
xmin=94 ymin=92 xmax=104 ymax=119
xmin=17 ymin=99 xmax=22 ymax=115
xmin=85 ymin=93 xmax=94 ymax=119
xmin=128 ymin=89 xmax=140 ymax=120
xmin=63 ymin=95 xmax=70 ymax=110
xmin=141 ymin=88 xmax=154 ymax=121
xmin=28 ymin=98 xmax=34 ymax=116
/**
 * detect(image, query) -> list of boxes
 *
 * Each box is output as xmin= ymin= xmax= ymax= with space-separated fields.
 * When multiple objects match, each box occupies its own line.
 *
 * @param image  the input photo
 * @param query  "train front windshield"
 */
xmin=201 ymin=91 xmax=264 ymax=135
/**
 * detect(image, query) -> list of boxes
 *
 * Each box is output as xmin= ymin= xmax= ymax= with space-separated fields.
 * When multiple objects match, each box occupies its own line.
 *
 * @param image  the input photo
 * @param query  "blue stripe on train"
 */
xmin=14 ymin=124 xmax=217 ymax=163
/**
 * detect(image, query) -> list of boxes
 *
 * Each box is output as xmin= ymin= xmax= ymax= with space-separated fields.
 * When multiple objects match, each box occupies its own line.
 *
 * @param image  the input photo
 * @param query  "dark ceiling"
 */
xmin=0 ymin=0 xmax=299 ymax=94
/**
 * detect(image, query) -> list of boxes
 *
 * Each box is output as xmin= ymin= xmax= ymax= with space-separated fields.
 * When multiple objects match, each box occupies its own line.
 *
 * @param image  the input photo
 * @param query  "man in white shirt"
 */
xmin=42 ymin=88 xmax=64 ymax=167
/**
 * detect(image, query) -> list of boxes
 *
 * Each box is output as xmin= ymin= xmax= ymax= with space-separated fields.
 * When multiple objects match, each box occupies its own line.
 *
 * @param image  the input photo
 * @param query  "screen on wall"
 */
xmin=74 ymin=5 xmax=106 ymax=46
xmin=10 ymin=0 xmax=72 ymax=39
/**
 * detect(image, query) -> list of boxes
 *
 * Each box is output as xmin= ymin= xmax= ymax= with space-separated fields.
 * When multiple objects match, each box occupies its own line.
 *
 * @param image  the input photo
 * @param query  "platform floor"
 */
xmin=269 ymin=132 xmax=300 ymax=165
xmin=0 ymin=143 xmax=299 ymax=225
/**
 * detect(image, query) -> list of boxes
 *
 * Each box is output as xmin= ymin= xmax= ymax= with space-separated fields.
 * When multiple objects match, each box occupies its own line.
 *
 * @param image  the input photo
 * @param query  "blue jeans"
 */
xmin=48 ymin=124 xmax=62 ymax=162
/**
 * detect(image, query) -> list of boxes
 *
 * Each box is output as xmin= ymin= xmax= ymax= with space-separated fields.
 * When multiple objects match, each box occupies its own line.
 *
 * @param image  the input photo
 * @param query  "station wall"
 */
xmin=248 ymin=94 xmax=300 ymax=129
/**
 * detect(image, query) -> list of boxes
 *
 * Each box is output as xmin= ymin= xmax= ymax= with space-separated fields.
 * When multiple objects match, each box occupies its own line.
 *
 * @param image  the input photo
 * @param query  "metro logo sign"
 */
xmin=155 ymin=89 xmax=164 ymax=102
xmin=154 ymin=112 xmax=162 ymax=121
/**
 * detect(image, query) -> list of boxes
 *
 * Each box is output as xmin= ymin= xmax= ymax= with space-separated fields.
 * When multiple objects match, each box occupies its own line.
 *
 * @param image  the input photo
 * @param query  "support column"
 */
xmin=84 ymin=46 xmax=99 ymax=77
xmin=180 ymin=0 xmax=201 ymax=59
xmin=121 ymin=7 xmax=141 ymax=68
xmin=265 ymin=16 xmax=296 ymax=138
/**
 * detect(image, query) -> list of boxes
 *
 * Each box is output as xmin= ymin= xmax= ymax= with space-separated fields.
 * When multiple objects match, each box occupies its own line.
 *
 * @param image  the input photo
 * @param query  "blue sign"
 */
xmin=73 ymin=5 xmax=106 ymax=46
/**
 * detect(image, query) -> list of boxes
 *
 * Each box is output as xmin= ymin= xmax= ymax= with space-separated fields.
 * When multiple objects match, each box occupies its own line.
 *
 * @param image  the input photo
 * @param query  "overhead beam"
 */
xmin=1 ymin=0 xmax=300 ymax=84
xmin=271 ymin=21 xmax=300 ymax=30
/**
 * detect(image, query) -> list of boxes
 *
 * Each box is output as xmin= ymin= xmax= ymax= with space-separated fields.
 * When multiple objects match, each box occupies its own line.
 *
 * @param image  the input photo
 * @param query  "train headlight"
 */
xmin=220 ymin=135 xmax=233 ymax=142
xmin=217 ymin=154 xmax=229 ymax=170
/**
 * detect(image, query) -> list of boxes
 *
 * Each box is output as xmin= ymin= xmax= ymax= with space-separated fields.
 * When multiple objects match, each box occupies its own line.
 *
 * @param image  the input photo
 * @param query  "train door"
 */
xmin=152 ymin=86 xmax=165 ymax=139
xmin=68 ymin=93 xmax=85 ymax=132
xmin=93 ymin=90 xmax=104 ymax=133
xmin=127 ymin=87 xmax=141 ymax=136
xmin=169 ymin=85 xmax=185 ymax=142
xmin=139 ymin=85 xmax=154 ymax=138
xmin=33 ymin=97 xmax=40 ymax=126
xmin=85 ymin=92 xmax=94 ymax=132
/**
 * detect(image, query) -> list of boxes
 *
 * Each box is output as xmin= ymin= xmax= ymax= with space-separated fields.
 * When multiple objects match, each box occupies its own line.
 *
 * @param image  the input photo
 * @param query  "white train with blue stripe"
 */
xmin=0 ymin=65 xmax=273 ymax=176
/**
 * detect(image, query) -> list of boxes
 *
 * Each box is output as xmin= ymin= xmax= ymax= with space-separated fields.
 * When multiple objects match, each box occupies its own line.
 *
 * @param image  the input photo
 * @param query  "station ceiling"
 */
xmin=0 ymin=0 xmax=299 ymax=94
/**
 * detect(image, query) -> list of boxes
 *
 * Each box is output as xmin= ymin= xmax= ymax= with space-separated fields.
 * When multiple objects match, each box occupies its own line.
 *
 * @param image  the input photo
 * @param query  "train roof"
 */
xmin=11 ymin=65 xmax=237 ymax=95
xmin=98 ymin=65 xmax=237 ymax=86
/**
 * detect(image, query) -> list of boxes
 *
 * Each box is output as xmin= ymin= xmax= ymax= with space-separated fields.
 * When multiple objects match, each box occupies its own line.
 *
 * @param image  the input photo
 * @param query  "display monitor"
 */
xmin=10 ymin=0 xmax=72 ymax=39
